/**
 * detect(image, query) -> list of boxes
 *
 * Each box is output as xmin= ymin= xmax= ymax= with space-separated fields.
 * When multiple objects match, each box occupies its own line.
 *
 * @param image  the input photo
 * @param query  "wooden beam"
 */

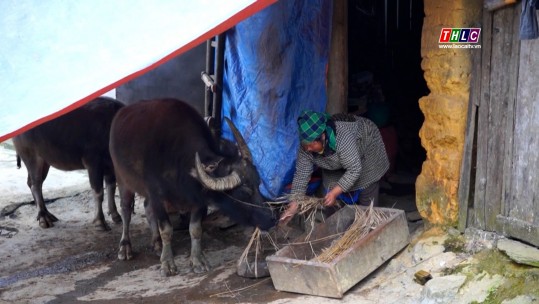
xmin=457 ymin=46 xmax=481 ymax=232
xmin=483 ymin=6 xmax=519 ymax=231
xmin=474 ymin=10 xmax=493 ymax=230
xmin=326 ymin=0 xmax=348 ymax=115
xmin=501 ymin=4 xmax=521 ymax=217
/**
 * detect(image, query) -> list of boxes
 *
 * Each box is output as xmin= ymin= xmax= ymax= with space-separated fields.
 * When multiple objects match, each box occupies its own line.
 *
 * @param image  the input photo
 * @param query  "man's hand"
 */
xmin=324 ymin=185 xmax=343 ymax=207
xmin=279 ymin=201 xmax=299 ymax=226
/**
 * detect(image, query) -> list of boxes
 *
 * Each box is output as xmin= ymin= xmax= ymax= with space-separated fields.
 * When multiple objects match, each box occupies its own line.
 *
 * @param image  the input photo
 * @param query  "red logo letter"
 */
xmin=439 ymin=28 xmax=451 ymax=43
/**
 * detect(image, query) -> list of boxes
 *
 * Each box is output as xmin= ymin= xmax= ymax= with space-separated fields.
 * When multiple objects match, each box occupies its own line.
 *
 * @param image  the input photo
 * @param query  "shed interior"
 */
xmin=348 ymin=0 xmax=428 ymax=208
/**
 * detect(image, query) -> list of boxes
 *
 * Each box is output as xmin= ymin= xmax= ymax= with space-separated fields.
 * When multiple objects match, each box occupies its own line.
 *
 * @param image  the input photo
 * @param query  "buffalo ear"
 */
xmin=203 ymin=158 xmax=223 ymax=173
xmin=195 ymin=152 xmax=241 ymax=191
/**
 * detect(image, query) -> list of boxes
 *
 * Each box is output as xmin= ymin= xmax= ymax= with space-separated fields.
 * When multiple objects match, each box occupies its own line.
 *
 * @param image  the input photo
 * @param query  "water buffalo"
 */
xmin=109 ymin=98 xmax=277 ymax=276
xmin=13 ymin=97 xmax=124 ymax=230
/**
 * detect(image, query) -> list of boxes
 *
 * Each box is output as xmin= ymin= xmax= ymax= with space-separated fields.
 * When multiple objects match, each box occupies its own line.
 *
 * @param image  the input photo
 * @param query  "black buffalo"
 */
xmin=13 ymin=97 xmax=124 ymax=230
xmin=109 ymin=98 xmax=276 ymax=276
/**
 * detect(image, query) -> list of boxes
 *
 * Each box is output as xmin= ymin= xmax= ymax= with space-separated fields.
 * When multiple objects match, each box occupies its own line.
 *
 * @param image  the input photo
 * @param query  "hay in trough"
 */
xmin=313 ymin=201 xmax=390 ymax=263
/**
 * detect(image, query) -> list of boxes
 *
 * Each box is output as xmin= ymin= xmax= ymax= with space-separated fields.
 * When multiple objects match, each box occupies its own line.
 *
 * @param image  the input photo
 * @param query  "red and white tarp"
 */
xmin=0 ymin=0 xmax=276 ymax=142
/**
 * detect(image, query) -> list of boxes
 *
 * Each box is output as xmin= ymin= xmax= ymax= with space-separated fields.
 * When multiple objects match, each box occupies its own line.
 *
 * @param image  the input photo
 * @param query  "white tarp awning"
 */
xmin=0 ymin=0 xmax=276 ymax=142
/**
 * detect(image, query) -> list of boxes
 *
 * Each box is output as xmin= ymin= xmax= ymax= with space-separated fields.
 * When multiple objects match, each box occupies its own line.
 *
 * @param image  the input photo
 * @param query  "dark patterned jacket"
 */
xmin=291 ymin=115 xmax=389 ymax=194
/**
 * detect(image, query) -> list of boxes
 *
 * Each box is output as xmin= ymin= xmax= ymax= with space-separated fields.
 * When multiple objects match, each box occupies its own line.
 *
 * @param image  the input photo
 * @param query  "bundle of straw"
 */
xmin=268 ymin=194 xmax=324 ymax=215
xmin=237 ymin=227 xmax=281 ymax=278
xmin=286 ymin=194 xmax=326 ymax=240
xmin=288 ymin=194 xmax=325 ymax=215
xmin=238 ymin=227 xmax=262 ymax=277
xmin=314 ymin=201 xmax=390 ymax=263
xmin=265 ymin=194 xmax=326 ymax=241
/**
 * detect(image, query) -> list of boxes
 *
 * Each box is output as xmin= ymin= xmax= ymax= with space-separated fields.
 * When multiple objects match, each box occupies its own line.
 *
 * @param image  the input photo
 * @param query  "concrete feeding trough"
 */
xmin=266 ymin=206 xmax=410 ymax=298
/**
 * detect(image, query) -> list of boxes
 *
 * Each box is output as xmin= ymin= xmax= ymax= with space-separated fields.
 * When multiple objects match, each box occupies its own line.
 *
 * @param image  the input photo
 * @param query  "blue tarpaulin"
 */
xmin=222 ymin=0 xmax=333 ymax=199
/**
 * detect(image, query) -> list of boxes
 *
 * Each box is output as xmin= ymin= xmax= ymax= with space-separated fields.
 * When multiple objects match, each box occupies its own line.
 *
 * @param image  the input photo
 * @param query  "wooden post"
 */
xmin=326 ymin=0 xmax=348 ymax=115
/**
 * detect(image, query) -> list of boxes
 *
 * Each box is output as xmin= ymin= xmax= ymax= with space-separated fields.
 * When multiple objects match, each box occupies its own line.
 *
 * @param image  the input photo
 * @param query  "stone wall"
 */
xmin=416 ymin=0 xmax=482 ymax=225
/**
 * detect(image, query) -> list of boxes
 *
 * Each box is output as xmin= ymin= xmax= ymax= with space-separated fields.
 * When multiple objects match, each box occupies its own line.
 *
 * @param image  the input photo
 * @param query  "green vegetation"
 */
xmin=445 ymin=249 xmax=539 ymax=303
xmin=443 ymin=234 xmax=466 ymax=253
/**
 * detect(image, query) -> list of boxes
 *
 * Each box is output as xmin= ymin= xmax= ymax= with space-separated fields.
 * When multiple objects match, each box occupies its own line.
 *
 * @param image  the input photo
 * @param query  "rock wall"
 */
xmin=416 ymin=0 xmax=482 ymax=225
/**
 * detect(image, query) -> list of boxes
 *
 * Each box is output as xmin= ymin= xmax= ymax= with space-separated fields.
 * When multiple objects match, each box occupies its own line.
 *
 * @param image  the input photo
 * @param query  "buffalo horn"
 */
xmin=195 ymin=152 xmax=241 ymax=191
xmin=224 ymin=117 xmax=253 ymax=162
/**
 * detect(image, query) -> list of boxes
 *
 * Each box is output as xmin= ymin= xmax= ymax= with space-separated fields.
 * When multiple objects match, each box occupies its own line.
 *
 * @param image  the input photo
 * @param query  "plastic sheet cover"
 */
xmin=222 ymin=0 xmax=332 ymax=199
xmin=0 ymin=0 xmax=275 ymax=142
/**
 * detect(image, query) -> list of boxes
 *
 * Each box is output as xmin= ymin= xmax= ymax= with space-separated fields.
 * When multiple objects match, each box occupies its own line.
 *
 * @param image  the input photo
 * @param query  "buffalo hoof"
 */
xmin=38 ymin=218 xmax=53 ymax=229
xmin=93 ymin=218 xmax=111 ymax=231
xmin=37 ymin=211 xmax=59 ymax=229
xmin=110 ymin=211 xmax=122 ymax=224
xmin=191 ymin=255 xmax=210 ymax=274
xmin=160 ymin=260 xmax=178 ymax=277
xmin=150 ymin=240 xmax=162 ymax=257
xmin=118 ymin=244 xmax=133 ymax=260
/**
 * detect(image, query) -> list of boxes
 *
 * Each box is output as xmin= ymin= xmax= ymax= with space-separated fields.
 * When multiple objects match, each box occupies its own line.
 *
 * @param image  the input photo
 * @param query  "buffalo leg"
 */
xmin=26 ymin=158 xmax=58 ymax=228
xmin=189 ymin=206 xmax=210 ymax=273
xmin=149 ymin=194 xmax=177 ymax=277
xmin=158 ymin=219 xmax=177 ymax=277
xmin=143 ymin=198 xmax=162 ymax=256
xmin=86 ymin=163 xmax=109 ymax=230
xmin=118 ymin=185 xmax=135 ymax=261
xmin=105 ymin=174 xmax=121 ymax=223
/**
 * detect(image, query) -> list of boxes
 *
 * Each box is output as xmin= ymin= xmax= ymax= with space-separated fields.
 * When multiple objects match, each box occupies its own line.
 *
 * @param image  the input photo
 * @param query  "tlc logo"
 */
xmin=439 ymin=28 xmax=481 ymax=43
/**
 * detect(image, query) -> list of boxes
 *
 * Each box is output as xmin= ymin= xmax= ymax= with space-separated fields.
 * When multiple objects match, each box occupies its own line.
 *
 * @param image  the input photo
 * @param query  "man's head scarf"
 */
xmin=297 ymin=110 xmax=336 ymax=151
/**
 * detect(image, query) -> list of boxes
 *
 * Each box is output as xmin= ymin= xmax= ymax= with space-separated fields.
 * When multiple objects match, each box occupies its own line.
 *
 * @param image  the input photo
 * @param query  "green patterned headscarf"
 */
xmin=297 ymin=110 xmax=336 ymax=151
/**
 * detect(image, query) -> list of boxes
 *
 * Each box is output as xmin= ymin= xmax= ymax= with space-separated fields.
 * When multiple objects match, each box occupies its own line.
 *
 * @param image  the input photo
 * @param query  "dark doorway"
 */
xmin=348 ymin=0 xmax=427 ymax=210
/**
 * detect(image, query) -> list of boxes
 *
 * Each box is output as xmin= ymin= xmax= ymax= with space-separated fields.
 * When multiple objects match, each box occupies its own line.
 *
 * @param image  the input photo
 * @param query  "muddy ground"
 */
xmin=0 ymin=190 xmax=300 ymax=303
xmin=0 ymin=143 xmax=425 ymax=304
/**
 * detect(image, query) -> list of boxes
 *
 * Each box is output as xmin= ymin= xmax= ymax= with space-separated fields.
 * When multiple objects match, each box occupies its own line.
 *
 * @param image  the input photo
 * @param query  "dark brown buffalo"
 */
xmin=109 ymin=98 xmax=276 ymax=276
xmin=13 ymin=97 xmax=124 ymax=230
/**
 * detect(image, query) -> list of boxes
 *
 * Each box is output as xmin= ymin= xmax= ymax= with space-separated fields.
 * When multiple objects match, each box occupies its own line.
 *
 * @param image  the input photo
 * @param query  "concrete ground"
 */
xmin=0 ymin=141 xmax=536 ymax=304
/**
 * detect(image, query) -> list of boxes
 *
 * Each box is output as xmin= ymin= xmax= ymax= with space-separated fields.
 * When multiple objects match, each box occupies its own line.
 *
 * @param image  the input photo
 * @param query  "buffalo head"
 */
xmin=194 ymin=117 xmax=276 ymax=231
